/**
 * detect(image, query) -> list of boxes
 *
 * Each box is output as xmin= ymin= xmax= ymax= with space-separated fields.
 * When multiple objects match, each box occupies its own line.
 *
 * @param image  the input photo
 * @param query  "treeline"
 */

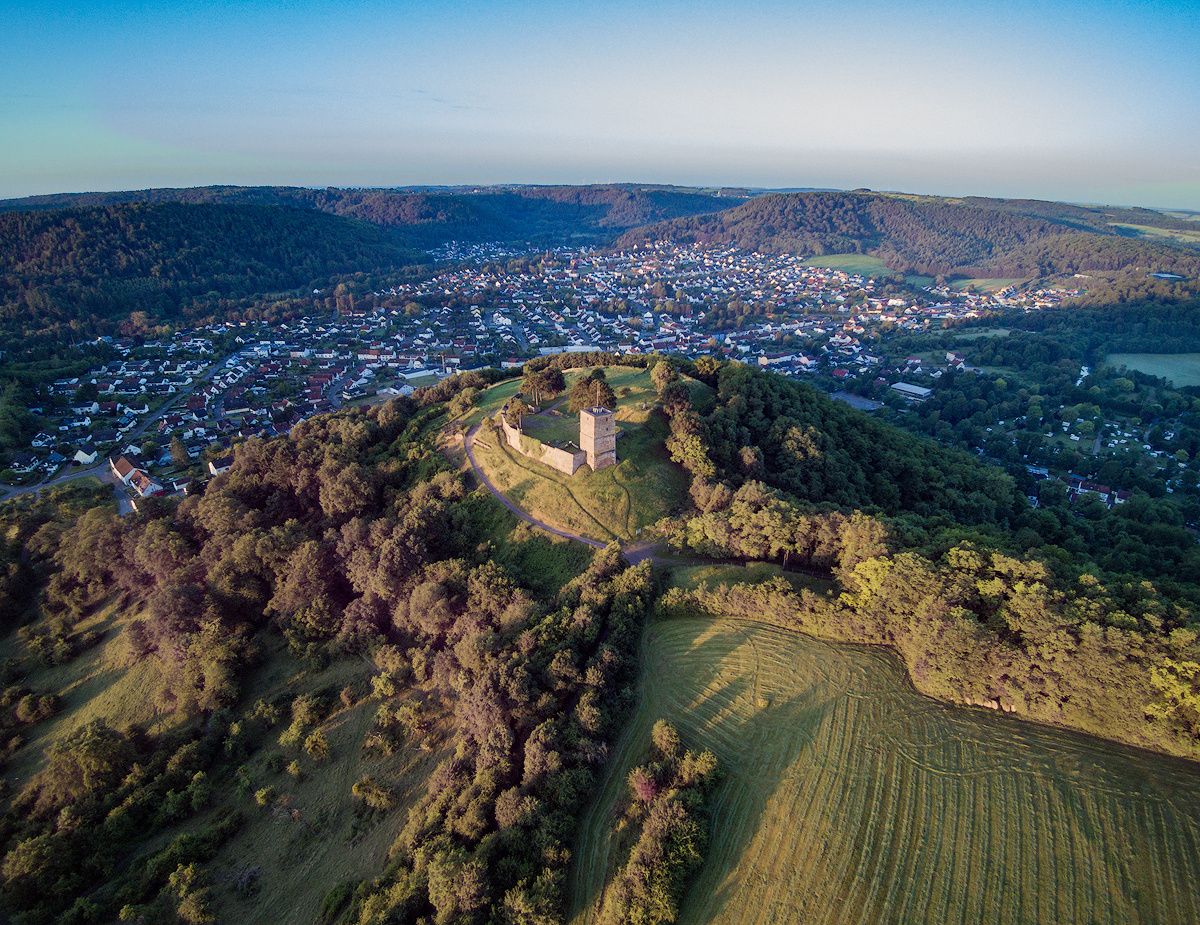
xmin=614 ymin=191 xmax=1200 ymax=282
xmin=644 ymin=356 xmax=1200 ymax=758
xmin=346 ymin=549 xmax=655 ymax=925
xmin=0 ymin=185 xmax=746 ymax=249
xmin=597 ymin=721 xmax=719 ymax=925
xmin=1005 ymin=297 xmax=1200 ymax=358
xmin=660 ymin=537 xmax=1200 ymax=760
xmin=665 ymin=361 xmax=1200 ymax=592
xmin=700 ymin=363 xmax=1021 ymax=526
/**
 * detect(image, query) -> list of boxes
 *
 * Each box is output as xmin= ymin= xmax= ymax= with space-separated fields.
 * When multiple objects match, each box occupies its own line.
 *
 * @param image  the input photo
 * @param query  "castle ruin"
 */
xmin=497 ymin=402 xmax=617 ymax=475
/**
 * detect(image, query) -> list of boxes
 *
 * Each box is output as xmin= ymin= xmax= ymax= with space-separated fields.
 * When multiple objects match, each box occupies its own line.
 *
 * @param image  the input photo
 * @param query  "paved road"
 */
xmin=0 ymin=352 xmax=236 ymax=504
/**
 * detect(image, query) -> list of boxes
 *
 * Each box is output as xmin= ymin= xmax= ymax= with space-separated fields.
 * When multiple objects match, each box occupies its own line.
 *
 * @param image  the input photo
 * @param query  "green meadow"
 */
xmin=571 ymin=617 xmax=1200 ymax=925
xmin=1105 ymin=353 xmax=1200 ymax=388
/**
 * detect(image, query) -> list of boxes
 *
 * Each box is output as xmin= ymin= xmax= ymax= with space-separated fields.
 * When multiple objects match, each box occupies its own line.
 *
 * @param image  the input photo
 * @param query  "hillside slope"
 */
xmin=0 ymin=201 xmax=420 ymax=335
xmin=614 ymin=191 xmax=1200 ymax=278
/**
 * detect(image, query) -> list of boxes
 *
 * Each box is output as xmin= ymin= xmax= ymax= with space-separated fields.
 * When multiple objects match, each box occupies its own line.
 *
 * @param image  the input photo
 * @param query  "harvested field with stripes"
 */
xmin=569 ymin=617 xmax=1200 ymax=925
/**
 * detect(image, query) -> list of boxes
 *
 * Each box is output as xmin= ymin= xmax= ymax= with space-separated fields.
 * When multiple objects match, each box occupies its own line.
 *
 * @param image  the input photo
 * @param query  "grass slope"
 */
xmin=1104 ymin=353 xmax=1200 ymax=388
xmin=0 ymin=481 xmax=598 ymax=923
xmin=570 ymin=617 xmax=1200 ymax=925
xmin=204 ymin=655 xmax=453 ymax=925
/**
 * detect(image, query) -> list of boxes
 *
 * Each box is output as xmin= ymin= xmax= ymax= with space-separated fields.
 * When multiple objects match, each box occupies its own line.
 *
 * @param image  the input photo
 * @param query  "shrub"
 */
xmin=304 ymin=729 xmax=331 ymax=761
xmin=352 ymin=775 xmax=395 ymax=811
xmin=278 ymin=719 xmax=306 ymax=750
xmin=321 ymin=880 xmax=357 ymax=922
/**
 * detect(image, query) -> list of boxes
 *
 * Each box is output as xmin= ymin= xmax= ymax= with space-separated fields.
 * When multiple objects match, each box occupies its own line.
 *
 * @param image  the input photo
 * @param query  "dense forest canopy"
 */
xmin=676 ymin=362 xmax=1200 ymax=592
xmin=0 ymin=202 xmax=426 ymax=344
xmin=0 ymin=185 xmax=749 ymax=247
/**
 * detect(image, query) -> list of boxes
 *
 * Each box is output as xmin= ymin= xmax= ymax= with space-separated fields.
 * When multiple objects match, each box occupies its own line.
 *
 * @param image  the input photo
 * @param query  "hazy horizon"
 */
xmin=5 ymin=0 xmax=1199 ymax=210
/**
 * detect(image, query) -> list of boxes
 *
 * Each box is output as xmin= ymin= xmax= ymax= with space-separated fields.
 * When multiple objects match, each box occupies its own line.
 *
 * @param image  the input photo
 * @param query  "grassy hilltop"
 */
xmin=466 ymin=366 xmax=711 ymax=542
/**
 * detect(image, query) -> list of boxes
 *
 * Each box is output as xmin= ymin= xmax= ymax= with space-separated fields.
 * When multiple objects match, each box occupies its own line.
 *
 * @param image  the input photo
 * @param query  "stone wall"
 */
xmin=498 ymin=411 xmax=587 ymax=476
xmin=540 ymin=443 xmax=587 ymax=476
xmin=500 ymin=413 xmax=524 ymax=452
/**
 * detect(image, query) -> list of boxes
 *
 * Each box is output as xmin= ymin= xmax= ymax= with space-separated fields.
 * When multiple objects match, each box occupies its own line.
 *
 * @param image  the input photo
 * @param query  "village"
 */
xmin=5 ymin=239 xmax=1181 ymax=516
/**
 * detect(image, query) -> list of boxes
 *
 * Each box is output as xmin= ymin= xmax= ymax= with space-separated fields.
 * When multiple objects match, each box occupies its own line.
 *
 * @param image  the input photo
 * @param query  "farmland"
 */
xmin=570 ymin=617 xmax=1200 ymax=925
xmin=1105 ymin=352 xmax=1200 ymax=388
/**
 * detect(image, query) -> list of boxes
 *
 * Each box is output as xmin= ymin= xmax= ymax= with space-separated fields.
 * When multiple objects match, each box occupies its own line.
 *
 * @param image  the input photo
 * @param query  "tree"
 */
xmin=651 ymin=361 xmax=677 ymax=395
xmin=304 ymin=729 xmax=331 ymax=761
xmin=171 ymin=437 xmax=189 ymax=467
xmin=507 ymin=398 xmax=530 ymax=428
xmin=522 ymin=370 xmax=549 ymax=406
xmin=568 ymin=371 xmax=616 ymax=413
xmin=542 ymin=367 xmax=565 ymax=398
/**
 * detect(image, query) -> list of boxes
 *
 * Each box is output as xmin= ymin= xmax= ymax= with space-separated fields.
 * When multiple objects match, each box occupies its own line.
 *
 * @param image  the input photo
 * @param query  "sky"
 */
xmin=4 ymin=0 xmax=1200 ymax=209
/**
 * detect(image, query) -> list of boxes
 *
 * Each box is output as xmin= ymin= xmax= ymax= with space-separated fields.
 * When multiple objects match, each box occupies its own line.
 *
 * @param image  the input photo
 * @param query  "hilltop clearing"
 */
xmin=463 ymin=364 xmax=706 ymax=542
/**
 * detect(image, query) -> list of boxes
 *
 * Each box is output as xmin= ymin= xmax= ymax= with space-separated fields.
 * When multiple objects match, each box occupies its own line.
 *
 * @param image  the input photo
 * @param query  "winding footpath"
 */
xmin=464 ymin=424 xmax=608 ymax=550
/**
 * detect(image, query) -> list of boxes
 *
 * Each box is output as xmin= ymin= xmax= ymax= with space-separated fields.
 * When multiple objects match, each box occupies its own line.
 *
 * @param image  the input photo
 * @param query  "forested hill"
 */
xmin=0 ymin=202 xmax=422 ymax=338
xmin=614 ymin=191 xmax=1200 ymax=279
xmin=0 ymin=185 xmax=749 ymax=246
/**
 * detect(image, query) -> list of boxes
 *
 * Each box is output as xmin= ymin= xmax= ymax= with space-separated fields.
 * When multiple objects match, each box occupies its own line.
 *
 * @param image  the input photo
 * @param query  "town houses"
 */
xmin=0 ymin=240 xmax=1101 ymax=498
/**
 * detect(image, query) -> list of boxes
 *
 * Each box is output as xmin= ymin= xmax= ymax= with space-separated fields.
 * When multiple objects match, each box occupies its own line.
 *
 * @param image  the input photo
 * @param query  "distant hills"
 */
xmin=2 ymin=184 xmax=1200 ymax=344
xmin=0 ymin=185 xmax=752 ymax=340
xmin=614 ymin=190 xmax=1200 ymax=279
xmin=0 ymin=184 xmax=750 ymax=247
xmin=0 ymin=202 xmax=421 ymax=336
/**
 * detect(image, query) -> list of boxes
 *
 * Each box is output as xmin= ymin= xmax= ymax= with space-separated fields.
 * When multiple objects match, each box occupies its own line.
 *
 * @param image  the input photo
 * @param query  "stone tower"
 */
xmin=579 ymin=406 xmax=616 ymax=471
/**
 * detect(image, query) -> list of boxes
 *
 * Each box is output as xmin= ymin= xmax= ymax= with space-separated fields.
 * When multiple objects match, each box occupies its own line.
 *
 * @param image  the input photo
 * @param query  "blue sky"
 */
xmin=3 ymin=0 xmax=1199 ymax=209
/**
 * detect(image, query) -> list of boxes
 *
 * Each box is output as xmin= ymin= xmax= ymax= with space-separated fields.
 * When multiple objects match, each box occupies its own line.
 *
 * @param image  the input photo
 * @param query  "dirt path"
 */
xmin=464 ymin=425 xmax=607 ymax=550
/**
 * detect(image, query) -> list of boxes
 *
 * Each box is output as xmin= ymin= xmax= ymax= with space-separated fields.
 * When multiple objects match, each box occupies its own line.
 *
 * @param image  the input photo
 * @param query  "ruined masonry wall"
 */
xmin=498 ymin=413 xmax=586 ymax=476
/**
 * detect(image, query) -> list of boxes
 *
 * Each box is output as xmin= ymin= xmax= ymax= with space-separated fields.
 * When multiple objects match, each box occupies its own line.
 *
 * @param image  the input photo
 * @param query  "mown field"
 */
xmin=953 ymin=327 xmax=1011 ymax=341
xmin=950 ymin=277 xmax=1029 ymax=292
xmin=1110 ymin=223 xmax=1200 ymax=247
xmin=800 ymin=254 xmax=892 ymax=277
xmin=1105 ymin=353 xmax=1200 ymax=388
xmin=570 ymin=617 xmax=1200 ymax=925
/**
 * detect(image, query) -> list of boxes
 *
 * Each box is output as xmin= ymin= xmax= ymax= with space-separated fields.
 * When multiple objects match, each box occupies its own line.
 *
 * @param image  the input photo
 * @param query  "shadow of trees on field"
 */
xmin=570 ymin=618 xmax=834 ymax=925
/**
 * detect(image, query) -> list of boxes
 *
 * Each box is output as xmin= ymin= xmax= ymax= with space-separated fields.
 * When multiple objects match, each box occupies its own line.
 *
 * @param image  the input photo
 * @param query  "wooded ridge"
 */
xmin=615 ymin=190 xmax=1200 ymax=279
